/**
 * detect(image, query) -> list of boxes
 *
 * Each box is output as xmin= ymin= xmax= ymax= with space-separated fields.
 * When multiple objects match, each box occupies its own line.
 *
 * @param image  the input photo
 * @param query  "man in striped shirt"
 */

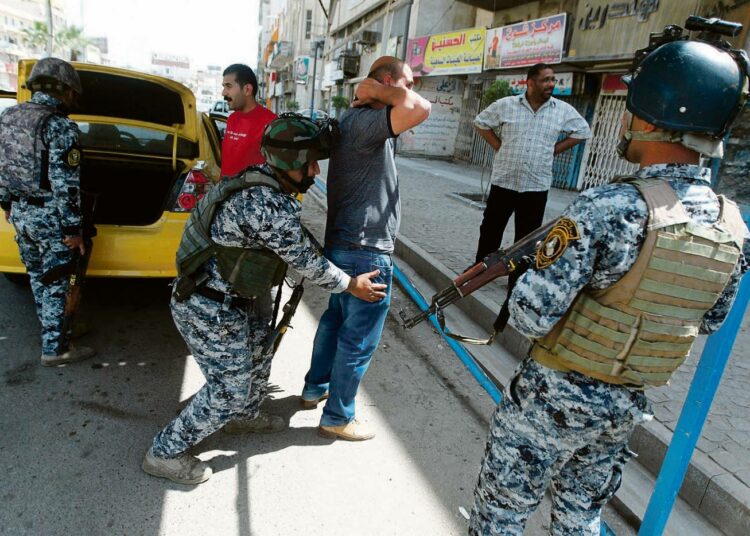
xmin=472 ymin=63 xmax=591 ymax=327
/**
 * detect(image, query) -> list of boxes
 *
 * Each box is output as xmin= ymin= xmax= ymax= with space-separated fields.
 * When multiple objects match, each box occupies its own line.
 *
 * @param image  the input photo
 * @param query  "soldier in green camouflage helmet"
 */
xmin=143 ymin=113 xmax=386 ymax=486
xmin=261 ymin=113 xmax=336 ymax=192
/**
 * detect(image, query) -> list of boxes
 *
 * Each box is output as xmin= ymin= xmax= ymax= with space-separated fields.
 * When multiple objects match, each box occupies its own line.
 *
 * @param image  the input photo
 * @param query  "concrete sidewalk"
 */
xmin=322 ymin=156 xmax=750 ymax=535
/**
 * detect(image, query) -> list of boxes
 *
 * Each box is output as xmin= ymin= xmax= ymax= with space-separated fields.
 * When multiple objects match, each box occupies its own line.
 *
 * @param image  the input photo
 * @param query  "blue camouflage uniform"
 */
xmin=469 ymin=163 xmax=750 ymax=535
xmin=0 ymin=92 xmax=82 ymax=356
xmin=152 ymin=182 xmax=351 ymax=458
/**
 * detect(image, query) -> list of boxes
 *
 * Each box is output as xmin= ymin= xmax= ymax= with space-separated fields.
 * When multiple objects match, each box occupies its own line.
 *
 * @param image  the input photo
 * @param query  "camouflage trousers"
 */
xmin=469 ymin=358 xmax=651 ymax=536
xmin=151 ymin=290 xmax=274 ymax=458
xmin=10 ymin=202 xmax=74 ymax=356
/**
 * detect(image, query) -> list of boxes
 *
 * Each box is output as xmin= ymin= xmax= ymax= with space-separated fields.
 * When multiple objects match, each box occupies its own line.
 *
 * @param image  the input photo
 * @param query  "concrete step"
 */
xmin=615 ymin=460 xmax=723 ymax=536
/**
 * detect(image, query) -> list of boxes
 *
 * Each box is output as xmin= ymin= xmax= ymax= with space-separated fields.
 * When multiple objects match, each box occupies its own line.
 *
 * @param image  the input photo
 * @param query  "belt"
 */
xmin=341 ymin=243 xmax=387 ymax=253
xmin=10 ymin=195 xmax=46 ymax=207
xmin=195 ymin=285 xmax=253 ymax=309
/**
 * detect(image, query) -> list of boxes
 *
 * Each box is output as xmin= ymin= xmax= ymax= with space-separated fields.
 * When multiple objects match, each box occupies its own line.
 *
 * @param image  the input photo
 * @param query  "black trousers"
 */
xmin=473 ymin=185 xmax=549 ymax=331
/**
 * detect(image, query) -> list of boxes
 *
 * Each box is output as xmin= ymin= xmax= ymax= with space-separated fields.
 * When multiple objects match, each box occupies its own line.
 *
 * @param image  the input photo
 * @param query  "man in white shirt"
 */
xmin=472 ymin=63 xmax=591 ymax=327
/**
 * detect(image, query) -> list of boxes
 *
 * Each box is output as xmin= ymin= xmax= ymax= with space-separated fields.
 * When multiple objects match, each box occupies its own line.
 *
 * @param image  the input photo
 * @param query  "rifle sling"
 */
xmin=436 ymin=307 xmax=498 ymax=346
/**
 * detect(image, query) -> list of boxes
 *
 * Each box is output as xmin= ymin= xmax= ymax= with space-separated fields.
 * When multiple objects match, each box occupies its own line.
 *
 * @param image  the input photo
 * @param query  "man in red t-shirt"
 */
xmin=220 ymin=64 xmax=277 ymax=177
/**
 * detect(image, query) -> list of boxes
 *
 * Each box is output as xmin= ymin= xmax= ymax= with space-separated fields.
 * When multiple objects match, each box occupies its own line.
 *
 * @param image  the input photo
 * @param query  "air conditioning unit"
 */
xmin=359 ymin=31 xmax=380 ymax=45
xmin=337 ymin=51 xmax=360 ymax=78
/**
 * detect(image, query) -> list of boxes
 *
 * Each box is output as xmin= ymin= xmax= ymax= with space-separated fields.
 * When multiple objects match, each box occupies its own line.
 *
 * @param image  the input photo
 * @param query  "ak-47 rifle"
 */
xmin=40 ymin=236 xmax=94 ymax=347
xmin=260 ymin=277 xmax=306 ymax=357
xmin=399 ymin=219 xmax=558 ymax=345
xmin=40 ymin=191 xmax=97 ymax=348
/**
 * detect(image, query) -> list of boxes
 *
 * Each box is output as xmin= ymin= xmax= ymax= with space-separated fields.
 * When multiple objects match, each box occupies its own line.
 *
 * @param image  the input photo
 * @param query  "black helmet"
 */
xmin=26 ymin=57 xmax=83 ymax=95
xmin=624 ymin=40 xmax=746 ymax=136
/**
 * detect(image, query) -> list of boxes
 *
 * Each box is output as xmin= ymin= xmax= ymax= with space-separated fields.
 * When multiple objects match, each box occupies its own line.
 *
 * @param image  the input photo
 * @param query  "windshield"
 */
xmin=77 ymin=122 xmax=197 ymax=158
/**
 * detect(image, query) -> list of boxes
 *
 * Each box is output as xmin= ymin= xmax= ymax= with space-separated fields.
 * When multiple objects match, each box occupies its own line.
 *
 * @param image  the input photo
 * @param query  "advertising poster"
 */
xmin=398 ymin=76 xmax=463 ymax=157
xmin=295 ymin=56 xmax=310 ymax=84
xmin=485 ymin=14 xmax=566 ymax=70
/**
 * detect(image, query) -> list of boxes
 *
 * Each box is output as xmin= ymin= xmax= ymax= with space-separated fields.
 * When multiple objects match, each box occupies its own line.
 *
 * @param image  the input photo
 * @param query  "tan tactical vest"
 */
xmin=530 ymin=179 xmax=746 ymax=388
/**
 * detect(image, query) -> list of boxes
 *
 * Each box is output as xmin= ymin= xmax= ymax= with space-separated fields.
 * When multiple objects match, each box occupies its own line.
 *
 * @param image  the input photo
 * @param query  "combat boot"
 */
xmin=223 ymin=410 xmax=287 ymax=434
xmin=41 ymin=345 xmax=96 ymax=367
xmin=318 ymin=419 xmax=375 ymax=441
xmin=142 ymin=448 xmax=212 ymax=485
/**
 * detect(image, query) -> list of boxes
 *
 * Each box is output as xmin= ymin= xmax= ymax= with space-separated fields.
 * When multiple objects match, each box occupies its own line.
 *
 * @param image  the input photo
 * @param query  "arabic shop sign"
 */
xmin=484 ymin=14 xmax=566 ymax=70
xmin=407 ymin=27 xmax=485 ymax=77
xmin=579 ymin=0 xmax=659 ymax=31
xmin=495 ymin=72 xmax=574 ymax=96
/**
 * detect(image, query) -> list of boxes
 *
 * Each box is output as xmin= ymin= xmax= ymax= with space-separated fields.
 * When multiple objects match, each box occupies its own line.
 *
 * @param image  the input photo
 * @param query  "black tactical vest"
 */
xmin=0 ymin=102 xmax=58 ymax=195
xmin=174 ymin=170 xmax=288 ymax=300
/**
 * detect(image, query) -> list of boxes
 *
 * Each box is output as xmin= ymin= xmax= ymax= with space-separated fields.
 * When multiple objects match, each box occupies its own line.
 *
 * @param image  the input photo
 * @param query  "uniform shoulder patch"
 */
xmin=536 ymin=217 xmax=580 ymax=269
xmin=64 ymin=145 xmax=81 ymax=168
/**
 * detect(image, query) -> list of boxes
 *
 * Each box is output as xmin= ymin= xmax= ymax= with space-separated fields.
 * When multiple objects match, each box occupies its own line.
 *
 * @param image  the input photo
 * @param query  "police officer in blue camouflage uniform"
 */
xmin=142 ymin=115 xmax=387 ymax=485
xmin=469 ymin=20 xmax=750 ymax=535
xmin=0 ymin=57 xmax=94 ymax=366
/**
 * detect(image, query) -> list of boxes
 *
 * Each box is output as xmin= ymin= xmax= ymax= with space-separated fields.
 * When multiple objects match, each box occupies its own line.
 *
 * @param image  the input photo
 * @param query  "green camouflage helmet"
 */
xmin=261 ymin=113 xmax=336 ymax=170
xmin=26 ymin=57 xmax=83 ymax=95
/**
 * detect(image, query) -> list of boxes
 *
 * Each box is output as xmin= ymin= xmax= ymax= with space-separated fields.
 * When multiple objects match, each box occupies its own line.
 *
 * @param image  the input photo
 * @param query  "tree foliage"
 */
xmin=331 ymin=95 xmax=350 ymax=111
xmin=21 ymin=22 xmax=89 ymax=60
xmin=480 ymin=80 xmax=513 ymax=110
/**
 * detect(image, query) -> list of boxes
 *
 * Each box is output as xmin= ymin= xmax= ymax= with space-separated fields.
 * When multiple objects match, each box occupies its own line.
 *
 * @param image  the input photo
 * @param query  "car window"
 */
xmin=202 ymin=114 xmax=225 ymax=165
xmin=77 ymin=122 xmax=197 ymax=158
xmin=207 ymin=115 xmax=227 ymax=142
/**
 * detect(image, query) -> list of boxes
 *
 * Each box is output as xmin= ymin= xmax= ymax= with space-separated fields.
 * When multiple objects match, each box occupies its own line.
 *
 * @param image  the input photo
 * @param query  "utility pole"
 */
xmin=309 ymin=39 xmax=324 ymax=118
xmin=45 ymin=0 xmax=54 ymax=57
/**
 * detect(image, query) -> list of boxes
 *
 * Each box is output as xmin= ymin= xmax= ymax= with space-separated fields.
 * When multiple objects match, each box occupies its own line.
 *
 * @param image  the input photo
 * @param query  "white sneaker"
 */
xmin=41 ymin=346 xmax=96 ymax=367
xmin=142 ymin=448 xmax=212 ymax=485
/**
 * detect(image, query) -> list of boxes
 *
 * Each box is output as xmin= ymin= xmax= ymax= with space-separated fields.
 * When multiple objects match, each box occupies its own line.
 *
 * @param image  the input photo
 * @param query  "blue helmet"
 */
xmin=623 ymin=39 xmax=747 ymax=137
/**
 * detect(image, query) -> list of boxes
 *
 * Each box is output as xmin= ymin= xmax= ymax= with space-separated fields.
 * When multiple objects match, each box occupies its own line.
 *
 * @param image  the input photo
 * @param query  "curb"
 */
xmin=393 ymin=233 xmax=749 ymax=535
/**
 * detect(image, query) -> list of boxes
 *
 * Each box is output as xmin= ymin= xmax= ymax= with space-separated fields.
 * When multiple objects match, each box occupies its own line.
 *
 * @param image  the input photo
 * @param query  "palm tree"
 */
xmin=56 ymin=25 xmax=89 ymax=61
xmin=22 ymin=21 xmax=49 ymax=53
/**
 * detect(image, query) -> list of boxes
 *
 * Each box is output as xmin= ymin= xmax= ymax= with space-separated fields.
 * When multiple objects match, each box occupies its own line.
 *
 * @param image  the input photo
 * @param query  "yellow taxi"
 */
xmin=0 ymin=60 xmax=225 ymax=279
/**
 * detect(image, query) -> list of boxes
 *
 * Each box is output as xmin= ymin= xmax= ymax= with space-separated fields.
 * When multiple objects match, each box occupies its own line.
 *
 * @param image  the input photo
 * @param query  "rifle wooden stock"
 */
xmin=400 ymin=218 xmax=558 ymax=332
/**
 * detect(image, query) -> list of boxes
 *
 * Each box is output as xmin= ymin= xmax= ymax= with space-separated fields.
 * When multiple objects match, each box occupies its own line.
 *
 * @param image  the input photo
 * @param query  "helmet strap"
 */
xmin=272 ymin=167 xmax=316 ymax=195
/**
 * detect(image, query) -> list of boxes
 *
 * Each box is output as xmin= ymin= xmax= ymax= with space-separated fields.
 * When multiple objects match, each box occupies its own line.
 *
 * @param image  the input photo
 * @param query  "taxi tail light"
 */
xmin=172 ymin=169 xmax=210 ymax=212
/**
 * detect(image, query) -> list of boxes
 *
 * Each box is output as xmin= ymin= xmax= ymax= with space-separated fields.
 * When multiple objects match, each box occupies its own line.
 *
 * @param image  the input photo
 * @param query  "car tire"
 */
xmin=3 ymin=273 xmax=30 ymax=286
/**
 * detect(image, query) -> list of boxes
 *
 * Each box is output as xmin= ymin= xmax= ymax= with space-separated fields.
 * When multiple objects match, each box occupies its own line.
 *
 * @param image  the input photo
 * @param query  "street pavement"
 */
xmin=0 ymin=207 xmax=634 ymax=534
xmin=379 ymin=155 xmax=750 ymax=534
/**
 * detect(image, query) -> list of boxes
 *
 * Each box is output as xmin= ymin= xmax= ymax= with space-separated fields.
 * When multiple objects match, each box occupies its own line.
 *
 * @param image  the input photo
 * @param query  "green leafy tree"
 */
xmin=22 ymin=21 xmax=49 ymax=53
xmin=480 ymin=80 xmax=513 ymax=110
xmin=286 ymin=99 xmax=300 ymax=112
xmin=57 ymin=25 xmax=89 ymax=61
xmin=331 ymin=95 xmax=350 ymax=113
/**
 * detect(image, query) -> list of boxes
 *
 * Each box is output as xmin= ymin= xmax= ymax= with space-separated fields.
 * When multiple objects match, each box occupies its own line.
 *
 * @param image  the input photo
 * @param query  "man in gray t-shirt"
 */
xmin=302 ymin=56 xmax=431 ymax=441
xmin=325 ymin=106 xmax=399 ymax=252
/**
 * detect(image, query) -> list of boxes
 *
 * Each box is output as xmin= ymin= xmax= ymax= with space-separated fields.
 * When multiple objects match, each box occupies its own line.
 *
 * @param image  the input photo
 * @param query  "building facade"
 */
xmin=259 ymin=0 xmax=750 ymax=198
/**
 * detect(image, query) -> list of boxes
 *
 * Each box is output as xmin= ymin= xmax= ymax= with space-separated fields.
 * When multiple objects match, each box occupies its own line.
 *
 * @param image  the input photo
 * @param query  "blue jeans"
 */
xmin=303 ymin=248 xmax=392 ymax=426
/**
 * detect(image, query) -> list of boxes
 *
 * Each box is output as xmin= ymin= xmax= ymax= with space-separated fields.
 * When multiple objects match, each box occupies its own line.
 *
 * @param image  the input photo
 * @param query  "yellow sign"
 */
xmin=407 ymin=27 xmax=486 ymax=77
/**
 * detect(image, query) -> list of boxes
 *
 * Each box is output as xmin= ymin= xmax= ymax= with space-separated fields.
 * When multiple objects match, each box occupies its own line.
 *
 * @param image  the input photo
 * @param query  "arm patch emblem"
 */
xmin=536 ymin=217 xmax=580 ymax=269
xmin=65 ymin=147 xmax=81 ymax=168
